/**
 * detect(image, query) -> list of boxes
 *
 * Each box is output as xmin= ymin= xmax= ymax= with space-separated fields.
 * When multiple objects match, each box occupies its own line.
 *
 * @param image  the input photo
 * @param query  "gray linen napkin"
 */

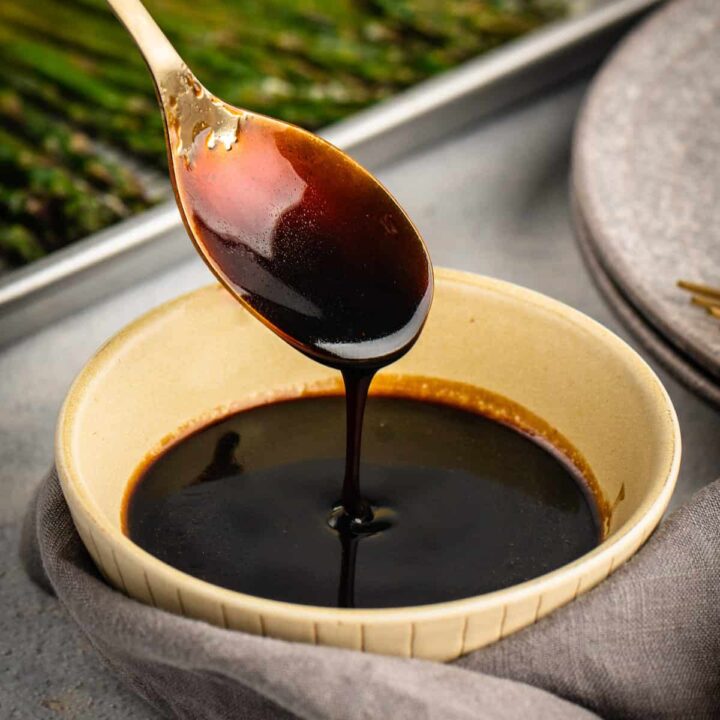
xmin=22 ymin=470 xmax=720 ymax=719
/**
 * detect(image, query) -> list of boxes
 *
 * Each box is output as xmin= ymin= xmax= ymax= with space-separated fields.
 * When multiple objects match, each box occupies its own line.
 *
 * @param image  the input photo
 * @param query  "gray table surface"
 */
xmin=3 ymin=78 xmax=720 ymax=719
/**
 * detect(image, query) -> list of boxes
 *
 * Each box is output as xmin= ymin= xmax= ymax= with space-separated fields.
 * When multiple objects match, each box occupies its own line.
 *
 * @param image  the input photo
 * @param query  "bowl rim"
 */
xmin=56 ymin=267 xmax=681 ymax=625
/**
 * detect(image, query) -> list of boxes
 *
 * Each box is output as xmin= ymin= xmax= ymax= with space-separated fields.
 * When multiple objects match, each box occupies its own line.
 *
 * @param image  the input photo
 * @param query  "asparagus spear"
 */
xmin=0 ymin=19 xmax=369 ymax=136
xmin=0 ymin=129 xmax=135 ymax=249
xmin=0 ymin=223 xmax=46 ymax=265
xmin=0 ymin=1 xmax=149 ymax=66
xmin=0 ymin=30 xmax=153 ymax=113
xmin=0 ymin=65 xmax=167 ymax=161
xmin=0 ymin=90 xmax=153 ymax=205
xmin=71 ymin=0 xmax=414 ymax=88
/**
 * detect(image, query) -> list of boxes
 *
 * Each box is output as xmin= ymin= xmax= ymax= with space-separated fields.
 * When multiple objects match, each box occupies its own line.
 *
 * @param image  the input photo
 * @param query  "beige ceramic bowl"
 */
xmin=56 ymin=268 xmax=680 ymax=662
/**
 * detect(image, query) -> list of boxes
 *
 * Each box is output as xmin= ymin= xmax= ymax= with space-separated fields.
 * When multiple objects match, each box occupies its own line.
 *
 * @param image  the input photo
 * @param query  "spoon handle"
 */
xmin=106 ymin=0 xmax=184 ymax=84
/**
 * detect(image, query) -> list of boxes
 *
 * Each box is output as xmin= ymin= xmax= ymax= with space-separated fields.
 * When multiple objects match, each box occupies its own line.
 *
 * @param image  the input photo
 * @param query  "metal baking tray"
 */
xmin=0 ymin=0 xmax=659 ymax=346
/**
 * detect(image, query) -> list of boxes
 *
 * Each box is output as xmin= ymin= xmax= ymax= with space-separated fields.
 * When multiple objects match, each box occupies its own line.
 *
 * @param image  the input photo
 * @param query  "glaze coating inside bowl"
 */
xmin=122 ymin=379 xmax=605 ymax=608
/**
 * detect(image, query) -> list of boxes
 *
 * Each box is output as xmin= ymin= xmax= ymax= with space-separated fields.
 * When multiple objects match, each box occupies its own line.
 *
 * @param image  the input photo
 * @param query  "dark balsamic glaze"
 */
xmin=126 ymin=394 xmax=601 ymax=609
xmin=171 ymin=117 xmax=433 ymax=534
xmin=156 ymin=117 xmax=599 ymax=608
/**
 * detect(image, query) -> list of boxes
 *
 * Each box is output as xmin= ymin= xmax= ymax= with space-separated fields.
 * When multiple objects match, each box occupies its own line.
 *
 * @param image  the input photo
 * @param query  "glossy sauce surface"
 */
xmin=125 ymin=394 xmax=601 ymax=609
xmin=172 ymin=119 xmax=432 ymax=368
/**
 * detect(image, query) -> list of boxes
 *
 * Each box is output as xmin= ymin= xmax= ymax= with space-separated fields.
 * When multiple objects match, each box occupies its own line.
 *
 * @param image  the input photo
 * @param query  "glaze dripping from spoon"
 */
xmin=106 ymin=0 xmax=433 ymax=536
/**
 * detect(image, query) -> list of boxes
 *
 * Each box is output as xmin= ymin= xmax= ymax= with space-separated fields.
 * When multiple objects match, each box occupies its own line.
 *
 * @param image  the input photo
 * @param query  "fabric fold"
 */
xmin=23 ymin=469 xmax=720 ymax=719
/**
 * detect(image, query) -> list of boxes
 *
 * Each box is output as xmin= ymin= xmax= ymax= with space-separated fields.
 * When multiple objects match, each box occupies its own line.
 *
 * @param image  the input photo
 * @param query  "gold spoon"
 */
xmin=106 ymin=0 xmax=433 ymax=370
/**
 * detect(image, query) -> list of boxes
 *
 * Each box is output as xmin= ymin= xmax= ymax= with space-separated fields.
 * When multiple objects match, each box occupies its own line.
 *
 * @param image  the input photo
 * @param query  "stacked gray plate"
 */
xmin=572 ymin=0 xmax=720 ymax=407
